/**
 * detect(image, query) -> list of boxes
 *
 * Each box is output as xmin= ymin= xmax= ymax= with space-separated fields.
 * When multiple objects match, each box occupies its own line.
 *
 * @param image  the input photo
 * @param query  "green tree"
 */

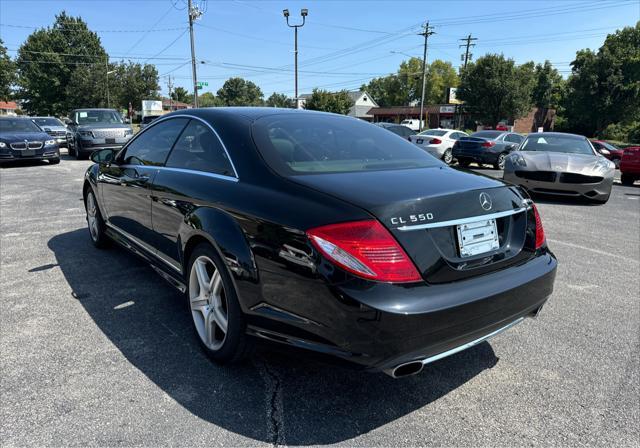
xmin=266 ymin=92 xmax=293 ymax=108
xmin=532 ymin=61 xmax=564 ymax=108
xmin=198 ymin=91 xmax=223 ymax=107
xmin=111 ymin=61 xmax=160 ymax=110
xmin=16 ymin=11 xmax=108 ymax=115
xmin=457 ymin=54 xmax=534 ymax=127
xmin=363 ymin=58 xmax=459 ymax=107
xmin=65 ymin=64 xmax=108 ymax=109
xmin=0 ymin=39 xmax=16 ymax=101
xmin=563 ymin=22 xmax=640 ymax=136
xmin=303 ymin=88 xmax=352 ymax=114
xmin=216 ymin=77 xmax=263 ymax=106
xmin=171 ymin=86 xmax=193 ymax=104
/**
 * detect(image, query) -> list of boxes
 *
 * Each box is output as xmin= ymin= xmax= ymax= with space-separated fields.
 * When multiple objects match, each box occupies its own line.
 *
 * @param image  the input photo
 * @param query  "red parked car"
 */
xmin=591 ymin=140 xmax=625 ymax=167
xmin=620 ymin=146 xmax=640 ymax=186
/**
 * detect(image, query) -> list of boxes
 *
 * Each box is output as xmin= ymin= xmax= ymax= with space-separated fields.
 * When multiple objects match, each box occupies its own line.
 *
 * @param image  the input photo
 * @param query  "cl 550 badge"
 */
xmin=390 ymin=213 xmax=434 ymax=226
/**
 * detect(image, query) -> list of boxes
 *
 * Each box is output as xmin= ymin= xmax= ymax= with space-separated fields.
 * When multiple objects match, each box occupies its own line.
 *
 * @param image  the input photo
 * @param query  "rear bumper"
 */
xmin=503 ymin=171 xmax=613 ymax=200
xmin=620 ymin=161 xmax=640 ymax=175
xmin=249 ymin=250 xmax=557 ymax=372
xmin=453 ymin=149 xmax=498 ymax=164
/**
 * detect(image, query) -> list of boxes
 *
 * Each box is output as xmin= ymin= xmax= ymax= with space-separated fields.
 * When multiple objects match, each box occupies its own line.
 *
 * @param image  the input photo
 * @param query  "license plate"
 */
xmin=416 ymin=139 xmax=423 ymax=144
xmin=21 ymin=149 xmax=35 ymax=157
xmin=106 ymin=138 xmax=116 ymax=144
xmin=456 ymin=218 xmax=499 ymax=258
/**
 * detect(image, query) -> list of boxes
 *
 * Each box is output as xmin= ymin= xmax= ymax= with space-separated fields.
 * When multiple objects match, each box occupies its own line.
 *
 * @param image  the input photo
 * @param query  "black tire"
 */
xmin=76 ymin=151 xmax=87 ymax=160
xmin=442 ymin=148 xmax=453 ymax=165
xmin=621 ymin=173 xmax=635 ymax=186
xmin=68 ymin=146 xmax=76 ymax=157
xmin=49 ymin=157 xmax=60 ymax=165
xmin=186 ymin=243 xmax=252 ymax=364
xmin=494 ymin=153 xmax=507 ymax=170
xmin=85 ymin=189 xmax=109 ymax=248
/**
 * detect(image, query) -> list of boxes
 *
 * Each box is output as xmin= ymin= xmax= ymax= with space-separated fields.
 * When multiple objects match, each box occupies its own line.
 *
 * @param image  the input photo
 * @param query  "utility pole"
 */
xmin=459 ymin=34 xmax=477 ymax=69
xmin=418 ymin=22 xmax=435 ymax=131
xmin=167 ymin=75 xmax=174 ymax=111
xmin=188 ymin=0 xmax=203 ymax=108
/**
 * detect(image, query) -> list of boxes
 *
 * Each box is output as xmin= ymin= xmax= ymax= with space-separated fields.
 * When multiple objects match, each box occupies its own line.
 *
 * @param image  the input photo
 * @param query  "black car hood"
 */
xmin=76 ymin=123 xmax=131 ymax=131
xmin=0 ymin=132 xmax=52 ymax=142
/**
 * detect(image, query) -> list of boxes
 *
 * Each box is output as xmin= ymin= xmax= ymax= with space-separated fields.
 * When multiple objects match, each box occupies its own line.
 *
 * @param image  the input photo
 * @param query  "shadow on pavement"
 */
xmin=48 ymin=228 xmax=498 ymax=445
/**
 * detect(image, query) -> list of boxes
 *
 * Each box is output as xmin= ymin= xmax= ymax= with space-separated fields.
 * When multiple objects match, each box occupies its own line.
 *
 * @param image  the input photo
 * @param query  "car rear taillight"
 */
xmin=307 ymin=220 xmax=422 ymax=283
xmin=532 ymin=204 xmax=545 ymax=249
xmin=429 ymin=138 xmax=442 ymax=144
xmin=481 ymin=141 xmax=496 ymax=148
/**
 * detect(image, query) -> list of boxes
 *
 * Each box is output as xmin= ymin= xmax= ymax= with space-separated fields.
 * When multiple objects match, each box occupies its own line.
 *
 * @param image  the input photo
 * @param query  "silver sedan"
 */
xmin=503 ymin=132 xmax=615 ymax=204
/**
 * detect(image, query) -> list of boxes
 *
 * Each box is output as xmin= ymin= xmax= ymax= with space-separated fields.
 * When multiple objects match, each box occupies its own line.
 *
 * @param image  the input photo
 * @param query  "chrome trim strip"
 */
xmin=396 ymin=206 xmax=529 ymax=231
xmin=153 ymin=165 xmax=239 ymax=182
xmin=106 ymin=222 xmax=182 ymax=273
xmin=421 ymin=317 xmax=525 ymax=366
xmin=118 ymin=113 xmax=239 ymax=179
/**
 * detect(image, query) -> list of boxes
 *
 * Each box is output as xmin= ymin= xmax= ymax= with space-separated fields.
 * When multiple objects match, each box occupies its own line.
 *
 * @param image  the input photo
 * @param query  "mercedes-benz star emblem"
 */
xmin=479 ymin=192 xmax=492 ymax=211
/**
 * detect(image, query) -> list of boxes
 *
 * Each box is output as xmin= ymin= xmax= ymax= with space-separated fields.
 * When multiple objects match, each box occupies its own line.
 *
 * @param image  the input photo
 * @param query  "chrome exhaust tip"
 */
xmin=388 ymin=361 xmax=424 ymax=378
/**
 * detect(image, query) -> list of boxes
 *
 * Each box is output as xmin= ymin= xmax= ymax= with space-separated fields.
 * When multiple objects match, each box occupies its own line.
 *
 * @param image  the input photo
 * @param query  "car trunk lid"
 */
xmin=292 ymin=166 xmax=536 ymax=283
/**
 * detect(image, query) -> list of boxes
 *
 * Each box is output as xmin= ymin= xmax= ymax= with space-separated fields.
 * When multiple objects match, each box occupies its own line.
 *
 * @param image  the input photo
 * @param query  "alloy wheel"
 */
xmin=498 ymin=154 xmax=506 ymax=170
xmin=86 ymin=192 xmax=99 ymax=242
xmin=189 ymin=256 xmax=229 ymax=351
xmin=443 ymin=149 xmax=453 ymax=165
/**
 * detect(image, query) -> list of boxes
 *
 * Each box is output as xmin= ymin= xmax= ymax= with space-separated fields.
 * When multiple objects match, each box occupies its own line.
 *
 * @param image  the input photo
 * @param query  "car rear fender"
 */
xmin=179 ymin=207 xmax=258 ymax=303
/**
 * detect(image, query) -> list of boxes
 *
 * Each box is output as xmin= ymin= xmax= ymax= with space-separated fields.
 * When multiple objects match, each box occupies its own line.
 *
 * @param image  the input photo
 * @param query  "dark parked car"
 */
xmin=591 ymin=140 xmax=625 ymax=168
xmin=503 ymin=132 xmax=615 ymax=204
xmin=375 ymin=122 xmax=416 ymax=140
xmin=31 ymin=116 xmax=72 ymax=147
xmin=453 ymin=130 xmax=524 ymax=169
xmin=68 ymin=108 xmax=133 ymax=159
xmin=83 ymin=108 xmax=556 ymax=378
xmin=0 ymin=117 xmax=60 ymax=165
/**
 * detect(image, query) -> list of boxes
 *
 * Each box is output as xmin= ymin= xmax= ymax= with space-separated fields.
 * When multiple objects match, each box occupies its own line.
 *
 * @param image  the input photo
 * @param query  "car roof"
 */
xmin=160 ymin=107 xmax=362 ymax=125
xmin=526 ymin=132 xmax=587 ymax=140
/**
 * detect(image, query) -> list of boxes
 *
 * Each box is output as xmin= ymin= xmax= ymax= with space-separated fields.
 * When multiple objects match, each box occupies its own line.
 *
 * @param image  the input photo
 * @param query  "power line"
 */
xmin=0 ymin=23 xmax=188 ymax=33
xmin=123 ymin=5 xmax=175 ymax=56
xmin=142 ymin=28 xmax=189 ymax=64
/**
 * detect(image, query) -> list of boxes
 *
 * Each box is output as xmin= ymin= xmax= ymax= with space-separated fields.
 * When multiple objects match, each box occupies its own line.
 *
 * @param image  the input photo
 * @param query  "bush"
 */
xmin=602 ymin=122 xmax=640 ymax=144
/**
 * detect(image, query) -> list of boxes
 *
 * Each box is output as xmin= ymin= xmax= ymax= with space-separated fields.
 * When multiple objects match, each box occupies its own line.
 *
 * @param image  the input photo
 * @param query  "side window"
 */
xmin=592 ymin=141 xmax=602 ymax=149
xmin=121 ymin=118 xmax=188 ymax=166
xmin=451 ymin=132 xmax=464 ymax=140
xmin=505 ymin=134 xmax=523 ymax=144
xmin=166 ymin=119 xmax=235 ymax=177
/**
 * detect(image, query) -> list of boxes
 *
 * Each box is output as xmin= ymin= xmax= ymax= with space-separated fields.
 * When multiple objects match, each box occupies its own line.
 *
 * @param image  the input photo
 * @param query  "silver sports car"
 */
xmin=503 ymin=132 xmax=615 ymax=203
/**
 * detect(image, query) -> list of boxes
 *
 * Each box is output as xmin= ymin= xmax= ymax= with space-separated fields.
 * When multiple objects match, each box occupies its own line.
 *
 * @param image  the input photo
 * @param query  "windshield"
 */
xmin=521 ymin=135 xmax=595 ymax=155
xmin=418 ymin=129 xmax=447 ymax=137
xmin=0 ymin=119 xmax=42 ymax=133
xmin=471 ymin=131 xmax=503 ymax=139
xmin=32 ymin=117 xmax=64 ymax=127
xmin=253 ymin=114 xmax=439 ymax=175
xmin=75 ymin=110 xmax=123 ymax=125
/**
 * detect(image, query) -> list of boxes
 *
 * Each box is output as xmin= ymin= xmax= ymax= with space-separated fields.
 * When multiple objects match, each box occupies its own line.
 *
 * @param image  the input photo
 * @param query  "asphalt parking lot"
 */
xmin=1 ymin=156 xmax=639 ymax=447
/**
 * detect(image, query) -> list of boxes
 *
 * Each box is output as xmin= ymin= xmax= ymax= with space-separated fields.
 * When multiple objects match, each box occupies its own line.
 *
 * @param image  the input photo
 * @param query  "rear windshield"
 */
xmin=471 ymin=131 xmax=502 ymax=139
xmin=0 ymin=119 xmax=41 ymax=133
xmin=418 ymin=129 xmax=447 ymax=136
xmin=32 ymin=118 xmax=64 ymax=127
xmin=521 ymin=135 xmax=595 ymax=155
xmin=252 ymin=114 xmax=439 ymax=175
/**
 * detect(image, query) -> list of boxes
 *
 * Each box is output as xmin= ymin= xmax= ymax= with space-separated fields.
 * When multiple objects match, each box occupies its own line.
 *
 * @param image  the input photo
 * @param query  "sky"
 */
xmin=1 ymin=0 xmax=639 ymax=101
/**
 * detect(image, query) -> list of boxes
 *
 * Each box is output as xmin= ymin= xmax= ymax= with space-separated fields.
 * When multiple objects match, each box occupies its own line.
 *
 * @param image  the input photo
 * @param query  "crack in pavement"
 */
xmin=255 ymin=358 xmax=285 ymax=447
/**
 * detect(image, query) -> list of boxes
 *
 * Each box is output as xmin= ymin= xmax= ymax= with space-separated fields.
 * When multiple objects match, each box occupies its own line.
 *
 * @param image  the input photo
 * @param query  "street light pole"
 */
xmin=105 ymin=58 xmax=115 ymax=109
xmin=283 ymin=8 xmax=308 ymax=109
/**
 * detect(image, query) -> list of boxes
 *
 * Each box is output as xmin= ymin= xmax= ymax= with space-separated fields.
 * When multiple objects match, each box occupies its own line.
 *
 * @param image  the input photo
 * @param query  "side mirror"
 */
xmin=90 ymin=149 xmax=116 ymax=165
xmin=598 ymin=148 xmax=610 ymax=156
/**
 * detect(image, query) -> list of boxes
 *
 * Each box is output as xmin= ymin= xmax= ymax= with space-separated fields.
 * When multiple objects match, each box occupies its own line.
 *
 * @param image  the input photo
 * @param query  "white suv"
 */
xmin=409 ymin=128 xmax=468 ymax=165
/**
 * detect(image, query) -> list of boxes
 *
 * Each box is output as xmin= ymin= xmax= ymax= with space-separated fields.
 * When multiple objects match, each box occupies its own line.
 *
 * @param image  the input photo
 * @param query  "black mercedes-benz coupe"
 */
xmin=83 ymin=108 xmax=557 ymax=378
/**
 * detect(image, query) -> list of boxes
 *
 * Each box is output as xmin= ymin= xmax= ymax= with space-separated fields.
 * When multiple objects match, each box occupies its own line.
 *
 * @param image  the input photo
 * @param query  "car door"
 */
xmin=98 ymin=117 xmax=189 ymax=251
xmin=150 ymin=118 xmax=237 ymax=268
